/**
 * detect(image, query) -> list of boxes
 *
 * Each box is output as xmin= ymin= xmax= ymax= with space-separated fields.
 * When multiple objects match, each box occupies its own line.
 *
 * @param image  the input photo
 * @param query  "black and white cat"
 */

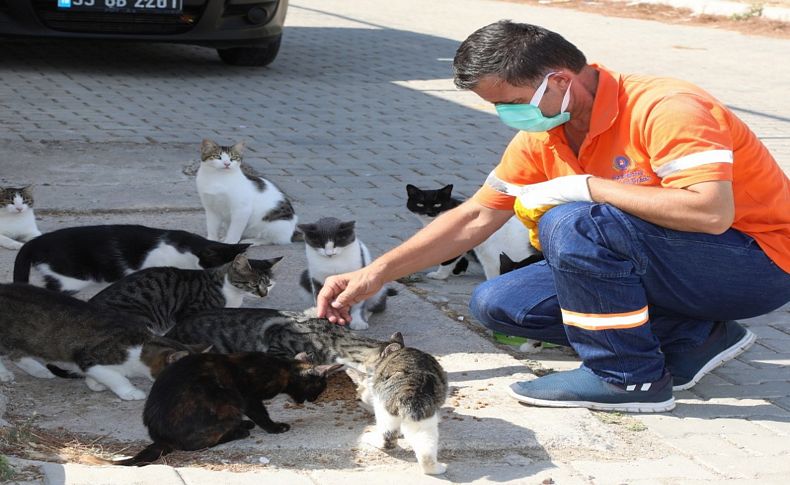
xmin=0 ymin=284 xmax=206 ymax=401
xmin=297 ymin=218 xmax=396 ymax=331
xmin=13 ymin=224 xmax=250 ymax=294
xmin=406 ymin=183 xmax=537 ymax=280
xmin=197 ymin=139 xmax=298 ymax=245
xmin=0 ymin=185 xmax=41 ymax=250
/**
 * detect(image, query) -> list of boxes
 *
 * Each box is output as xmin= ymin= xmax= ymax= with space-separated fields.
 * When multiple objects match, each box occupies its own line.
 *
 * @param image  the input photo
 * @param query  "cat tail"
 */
xmin=12 ymin=242 xmax=32 ymax=283
xmin=86 ymin=442 xmax=173 ymax=467
xmin=366 ymin=286 xmax=398 ymax=314
xmin=46 ymin=364 xmax=82 ymax=379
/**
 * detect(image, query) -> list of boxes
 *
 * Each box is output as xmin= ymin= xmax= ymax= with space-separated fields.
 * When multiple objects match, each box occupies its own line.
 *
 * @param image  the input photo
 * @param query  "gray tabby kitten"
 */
xmin=0 ymin=284 xmax=206 ymax=401
xmin=90 ymin=253 xmax=281 ymax=335
xmin=347 ymin=336 xmax=448 ymax=475
xmin=0 ymin=185 xmax=41 ymax=250
xmin=167 ymin=308 xmax=394 ymax=370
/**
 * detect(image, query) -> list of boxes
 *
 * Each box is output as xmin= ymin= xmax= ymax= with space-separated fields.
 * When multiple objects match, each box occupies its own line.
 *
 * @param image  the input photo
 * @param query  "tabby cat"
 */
xmin=13 ymin=224 xmax=250 ymax=294
xmin=0 ymin=284 xmax=205 ymax=400
xmin=102 ymin=352 xmax=341 ymax=466
xmin=298 ymin=217 xmax=396 ymax=331
xmin=346 ymin=333 xmax=448 ymax=475
xmin=90 ymin=253 xmax=281 ymax=335
xmin=0 ymin=185 xmax=41 ymax=250
xmin=167 ymin=307 xmax=396 ymax=370
xmin=406 ymin=183 xmax=537 ymax=280
xmin=197 ymin=139 xmax=298 ymax=245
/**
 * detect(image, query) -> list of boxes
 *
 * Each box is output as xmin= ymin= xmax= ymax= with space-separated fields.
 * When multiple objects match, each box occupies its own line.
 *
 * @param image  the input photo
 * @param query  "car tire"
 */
xmin=217 ymin=36 xmax=282 ymax=67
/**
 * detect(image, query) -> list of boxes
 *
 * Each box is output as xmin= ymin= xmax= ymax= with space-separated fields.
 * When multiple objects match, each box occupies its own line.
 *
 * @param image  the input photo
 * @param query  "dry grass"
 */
xmin=508 ymin=0 xmax=790 ymax=39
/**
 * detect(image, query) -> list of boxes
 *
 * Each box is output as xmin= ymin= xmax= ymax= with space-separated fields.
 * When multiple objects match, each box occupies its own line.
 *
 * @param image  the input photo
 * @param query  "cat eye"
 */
xmin=433 ymin=204 xmax=442 ymax=207
xmin=416 ymin=203 xmax=424 ymax=207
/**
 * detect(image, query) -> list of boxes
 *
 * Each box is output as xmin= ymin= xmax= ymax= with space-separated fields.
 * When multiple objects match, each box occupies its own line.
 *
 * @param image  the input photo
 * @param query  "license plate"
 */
xmin=56 ymin=0 xmax=184 ymax=14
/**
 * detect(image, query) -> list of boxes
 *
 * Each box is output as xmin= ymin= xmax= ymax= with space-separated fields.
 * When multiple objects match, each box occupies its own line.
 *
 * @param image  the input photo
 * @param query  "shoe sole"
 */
xmin=506 ymin=386 xmax=676 ymax=413
xmin=673 ymin=329 xmax=756 ymax=391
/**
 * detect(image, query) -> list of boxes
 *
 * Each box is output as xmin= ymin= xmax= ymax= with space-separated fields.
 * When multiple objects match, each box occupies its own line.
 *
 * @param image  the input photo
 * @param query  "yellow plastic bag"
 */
xmin=513 ymin=198 xmax=553 ymax=251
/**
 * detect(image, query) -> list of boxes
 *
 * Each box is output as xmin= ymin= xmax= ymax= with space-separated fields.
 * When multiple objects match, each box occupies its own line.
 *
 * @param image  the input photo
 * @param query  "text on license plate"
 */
xmin=57 ymin=0 xmax=184 ymax=13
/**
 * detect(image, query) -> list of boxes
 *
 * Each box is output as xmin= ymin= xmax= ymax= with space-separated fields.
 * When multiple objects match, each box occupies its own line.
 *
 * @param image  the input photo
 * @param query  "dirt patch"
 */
xmin=508 ymin=0 xmax=790 ymax=39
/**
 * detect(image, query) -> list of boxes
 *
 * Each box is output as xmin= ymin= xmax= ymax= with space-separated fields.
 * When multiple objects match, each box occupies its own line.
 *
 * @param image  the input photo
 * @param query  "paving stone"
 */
xmin=569 ymin=456 xmax=717 ymax=481
xmin=695 ymin=455 xmax=790 ymax=480
xmin=177 ymin=467 xmax=314 ymax=485
xmin=41 ymin=463 xmax=184 ymax=485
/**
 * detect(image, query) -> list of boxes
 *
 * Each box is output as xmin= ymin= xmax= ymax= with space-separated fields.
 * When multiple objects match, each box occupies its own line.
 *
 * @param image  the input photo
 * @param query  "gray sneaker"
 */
xmin=664 ymin=320 xmax=756 ymax=391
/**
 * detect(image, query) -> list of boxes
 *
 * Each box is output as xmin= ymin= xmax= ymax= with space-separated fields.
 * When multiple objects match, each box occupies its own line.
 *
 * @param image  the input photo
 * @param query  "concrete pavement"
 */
xmin=1 ymin=0 xmax=789 ymax=483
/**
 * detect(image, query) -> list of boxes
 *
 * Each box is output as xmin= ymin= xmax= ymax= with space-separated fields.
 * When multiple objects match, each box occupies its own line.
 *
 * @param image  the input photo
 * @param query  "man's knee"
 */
xmin=469 ymin=279 xmax=501 ymax=329
xmin=537 ymin=202 xmax=593 ymax=256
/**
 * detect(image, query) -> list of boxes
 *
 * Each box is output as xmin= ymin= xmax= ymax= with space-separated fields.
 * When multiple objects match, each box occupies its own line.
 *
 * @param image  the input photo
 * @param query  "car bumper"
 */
xmin=0 ymin=0 xmax=288 ymax=47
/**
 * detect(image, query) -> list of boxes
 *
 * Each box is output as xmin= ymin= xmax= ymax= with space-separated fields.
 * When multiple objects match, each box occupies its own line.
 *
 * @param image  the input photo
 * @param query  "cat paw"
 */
xmin=518 ymin=341 xmax=543 ymax=354
xmin=421 ymin=461 xmax=448 ymax=475
xmin=115 ymin=388 xmax=146 ymax=401
xmin=0 ymin=369 xmax=15 ymax=382
xmin=266 ymin=422 xmax=290 ymax=434
xmin=349 ymin=320 xmax=370 ymax=331
xmin=85 ymin=377 xmax=107 ymax=392
xmin=426 ymin=271 xmax=449 ymax=280
xmin=240 ymin=420 xmax=256 ymax=430
xmin=360 ymin=431 xmax=388 ymax=449
xmin=2 ymin=241 xmax=23 ymax=250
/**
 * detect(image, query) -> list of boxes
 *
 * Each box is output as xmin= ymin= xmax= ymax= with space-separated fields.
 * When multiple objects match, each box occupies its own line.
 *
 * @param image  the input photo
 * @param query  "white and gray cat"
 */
xmin=347 ymin=333 xmax=448 ymax=475
xmin=297 ymin=217 xmax=396 ymax=331
xmin=197 ymin=139 xmax=298 ymax=245
xmin=13 ymin=224 xmax=250 ymax=294
xmin=0 ymin=283 xmax=207 ymax=401
xmin=0 ymin=185 xmax=41 ymax=250
xmin=406 ymin=183 xmax=538 ymax=280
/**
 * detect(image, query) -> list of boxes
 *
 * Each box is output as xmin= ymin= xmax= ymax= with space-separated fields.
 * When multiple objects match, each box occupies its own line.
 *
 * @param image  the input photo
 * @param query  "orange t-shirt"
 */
xmin=474 ymin=64 xmax=790 ymax=273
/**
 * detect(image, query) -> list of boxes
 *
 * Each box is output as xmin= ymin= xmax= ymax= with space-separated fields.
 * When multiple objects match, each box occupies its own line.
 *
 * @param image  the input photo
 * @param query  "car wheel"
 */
xmin=217 ymin=36 xmax=282 ymax=67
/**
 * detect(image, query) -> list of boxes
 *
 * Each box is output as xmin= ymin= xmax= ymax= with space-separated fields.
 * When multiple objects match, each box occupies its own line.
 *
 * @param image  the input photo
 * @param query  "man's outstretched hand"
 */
xmin=316 ymin=267 xmax=385 ymax=325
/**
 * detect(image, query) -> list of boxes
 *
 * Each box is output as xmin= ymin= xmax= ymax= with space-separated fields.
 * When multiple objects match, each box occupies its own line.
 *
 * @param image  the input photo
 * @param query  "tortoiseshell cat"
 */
xmin=100 ymin=352 xmax=341 ymax=465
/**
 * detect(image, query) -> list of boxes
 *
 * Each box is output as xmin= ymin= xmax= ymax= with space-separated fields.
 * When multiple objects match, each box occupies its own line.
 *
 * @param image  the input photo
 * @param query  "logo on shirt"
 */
xmin=613 ymin=156 xmax=631 ymax=171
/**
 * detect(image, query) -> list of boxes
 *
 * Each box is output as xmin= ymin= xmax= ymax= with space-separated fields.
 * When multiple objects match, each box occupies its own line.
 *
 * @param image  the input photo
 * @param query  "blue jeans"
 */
xmin=470 ymin=202 xmax=790 ymax=386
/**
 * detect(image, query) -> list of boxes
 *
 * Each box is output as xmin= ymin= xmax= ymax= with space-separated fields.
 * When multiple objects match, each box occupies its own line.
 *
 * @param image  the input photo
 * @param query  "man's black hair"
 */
xmin=453 ymin=20 xmax=587 ymax=90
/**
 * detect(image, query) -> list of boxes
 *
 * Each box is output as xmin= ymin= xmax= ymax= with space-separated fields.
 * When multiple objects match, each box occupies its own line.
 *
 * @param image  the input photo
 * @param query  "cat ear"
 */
xmin=294 ymin=352 xmax=311 ymax=363
xmin=381 ymin=342 xmax=402 ymax=358
xmin=339 ymin=221 xmax=356 ymax=230
xmin=265 ymin=256 xmax=283 ymax=268
xmin=344 ymin=367 xmax=366 ymax=384
xmin=499 ymin=252 xmax=513 ymax=266
xmin=188 ymin=343 xmax=213 ymax=354
xmin=296 ymin=223 xmax=314 ymax=234
xmin=389 ymin=332 xmax=404 ymax=346
xmin=313 ymin=363 xmax=345 ymax=377
xmin=232 ymin=253 xmax=251 ymax=271
xmin=231 ymin=140 xmax=246 ymax=156
xmin=166 ymin=350 xmax=190 ymax=365
xmin=201 ymin=139 xmax=219 ymax=153
xmin=21 ymin=185 xmax=34 ymax=197
xmin=439 ymin=184 xmax=454 ymax=197
xmin=406 ymin=184 xmax=420 ymax=198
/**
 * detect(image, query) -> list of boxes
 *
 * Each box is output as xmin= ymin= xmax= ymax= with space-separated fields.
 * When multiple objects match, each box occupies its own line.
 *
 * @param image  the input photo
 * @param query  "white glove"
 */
xmin=517 ymin=174 xmax=593 ymax=207
xmin=486 ymin=172 xmax=593 ymax=207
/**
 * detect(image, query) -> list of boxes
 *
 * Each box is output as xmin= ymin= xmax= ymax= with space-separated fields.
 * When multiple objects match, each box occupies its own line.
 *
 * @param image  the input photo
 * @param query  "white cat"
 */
xmin=0 ymin=186 xmax=41 ymax=250
xmin=196 ymin=139 xmax=298 ymax=245
xmin=298 ymin=218 xmax=396 ymax=331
